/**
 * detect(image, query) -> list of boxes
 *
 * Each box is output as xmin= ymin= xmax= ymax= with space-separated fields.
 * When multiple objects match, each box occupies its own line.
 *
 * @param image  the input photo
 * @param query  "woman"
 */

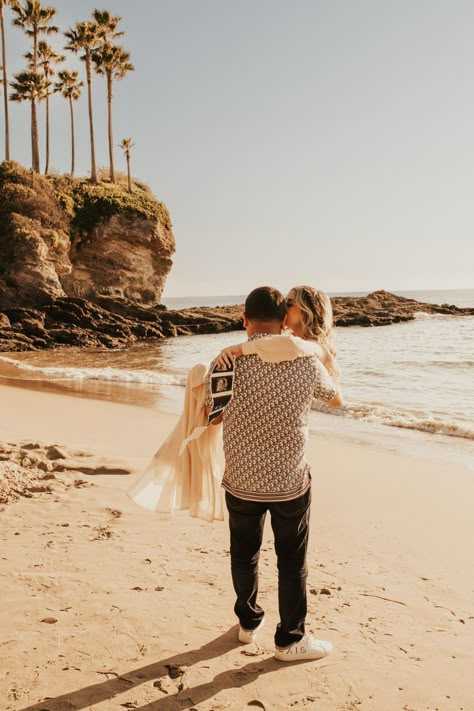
xmin=126 ymin=285 xmax=341 ymax=521
xmin=216 ymin=285 xmax=340 ymax=382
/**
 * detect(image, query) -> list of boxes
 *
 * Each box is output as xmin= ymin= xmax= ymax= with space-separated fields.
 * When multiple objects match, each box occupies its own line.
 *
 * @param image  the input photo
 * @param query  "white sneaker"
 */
xmin=275 ymin=633 xmax=333 ymax=661
xmin=238 ymin=616 xmax=265 ymax=644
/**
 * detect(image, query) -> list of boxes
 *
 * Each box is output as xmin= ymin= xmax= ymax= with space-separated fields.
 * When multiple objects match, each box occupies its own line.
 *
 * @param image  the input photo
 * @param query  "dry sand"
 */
xmin=0 ymin=381 xmax=473 ymax=711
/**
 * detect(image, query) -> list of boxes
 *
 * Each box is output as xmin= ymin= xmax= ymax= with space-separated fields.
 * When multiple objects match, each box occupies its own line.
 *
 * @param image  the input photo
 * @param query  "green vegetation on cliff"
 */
xmin=0 ymin=161 xmax=171 ymax=239
xmin=50 ymin=172 xmax=171 ymax=234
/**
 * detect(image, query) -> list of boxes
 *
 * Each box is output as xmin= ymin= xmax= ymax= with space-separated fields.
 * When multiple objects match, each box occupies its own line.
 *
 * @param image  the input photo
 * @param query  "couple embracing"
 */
xmin=128 ymin=284 xmax=343 ymax=661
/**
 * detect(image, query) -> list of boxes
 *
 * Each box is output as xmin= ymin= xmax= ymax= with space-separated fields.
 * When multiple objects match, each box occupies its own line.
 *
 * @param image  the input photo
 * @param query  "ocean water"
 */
xmin=162 ymin=288 xmax=474 ymax=312
xmin=1 ymin=289 xmax=473 ymax=469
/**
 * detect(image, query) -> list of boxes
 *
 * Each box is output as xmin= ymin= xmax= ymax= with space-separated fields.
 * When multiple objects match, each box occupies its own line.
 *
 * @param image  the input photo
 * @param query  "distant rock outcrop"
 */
xmin=330 ymin=289 xmax=474 ymax=326
xmin=0 ymin=161 xmax=175 ymax=309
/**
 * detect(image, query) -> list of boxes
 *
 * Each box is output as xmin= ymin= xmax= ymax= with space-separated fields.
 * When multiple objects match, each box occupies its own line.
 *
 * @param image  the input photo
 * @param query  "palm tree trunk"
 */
xmin=86 ymin=52 xmax=97 ymax=183
xmin=45 ymin=93 xmax=50 ymax=174
xmin=31 ymin=26 xmax=40 ymax=172
xmin=107 ymin=72 xmax=114 ymax=182
xmin=126 ymin=153 xmax=131 ymax=192
xmin=0 ymin=5 xmax=10 ymax=161
xmin=31 ymin=97 xmax=40 ymax=172
xmin=69 ymin=96 xmax=75 ymax=176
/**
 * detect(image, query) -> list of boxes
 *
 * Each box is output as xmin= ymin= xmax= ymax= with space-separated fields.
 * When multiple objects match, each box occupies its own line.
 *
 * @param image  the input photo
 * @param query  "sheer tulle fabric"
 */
xmin=126 ymin=364 xmax=225 ymax=522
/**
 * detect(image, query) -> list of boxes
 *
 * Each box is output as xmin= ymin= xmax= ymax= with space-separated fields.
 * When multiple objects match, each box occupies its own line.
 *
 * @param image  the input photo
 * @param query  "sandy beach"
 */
xmin=1 ymin=381 xmax=473 ymax=711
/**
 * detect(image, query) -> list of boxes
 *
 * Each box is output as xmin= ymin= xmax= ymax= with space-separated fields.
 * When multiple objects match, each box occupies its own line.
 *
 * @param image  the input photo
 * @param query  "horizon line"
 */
xmin=163 ymin=286 xmax=474 ymax=300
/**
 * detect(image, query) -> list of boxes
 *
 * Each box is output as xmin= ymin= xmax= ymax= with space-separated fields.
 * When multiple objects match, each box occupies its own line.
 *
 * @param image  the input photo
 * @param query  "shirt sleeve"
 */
xmin=241 ymin=335 xmax=323 ymax=362
xmin=313 ymin=358 xmax=338 ymax=402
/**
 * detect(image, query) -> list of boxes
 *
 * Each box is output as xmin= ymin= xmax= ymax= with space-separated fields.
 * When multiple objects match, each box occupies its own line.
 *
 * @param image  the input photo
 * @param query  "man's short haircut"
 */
xmin=244 ymin=286 xmax=286 ymax=322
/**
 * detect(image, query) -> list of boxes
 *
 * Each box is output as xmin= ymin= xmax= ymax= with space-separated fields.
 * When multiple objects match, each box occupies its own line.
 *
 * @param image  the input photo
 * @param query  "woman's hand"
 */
xmin=215 ymin=344 xmax=244 ymax=370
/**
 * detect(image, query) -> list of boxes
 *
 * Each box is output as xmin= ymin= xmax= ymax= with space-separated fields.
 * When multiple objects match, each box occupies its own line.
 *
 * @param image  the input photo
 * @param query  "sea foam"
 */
xmin=313 ymin=400 xmax=474 ymax=441
xmin=0 ymin=356 xmax=185 ymax=386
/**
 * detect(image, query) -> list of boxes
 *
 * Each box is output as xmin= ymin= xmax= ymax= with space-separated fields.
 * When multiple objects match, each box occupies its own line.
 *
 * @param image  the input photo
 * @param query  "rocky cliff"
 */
xmin=0 ymin=162 xmax=175 ymax=309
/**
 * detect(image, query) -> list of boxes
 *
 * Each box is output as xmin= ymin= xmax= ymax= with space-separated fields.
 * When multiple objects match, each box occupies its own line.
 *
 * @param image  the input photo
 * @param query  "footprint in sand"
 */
xmin=106 ymin=508 xmax=123 ymax=518
xmin=90 ymin=524 xmax=115 ymax=540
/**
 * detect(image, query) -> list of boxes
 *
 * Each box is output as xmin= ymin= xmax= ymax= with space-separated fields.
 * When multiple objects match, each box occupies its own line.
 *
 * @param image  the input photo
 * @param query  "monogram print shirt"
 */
xmin=207 ymin=333 xmax=338 ymax=502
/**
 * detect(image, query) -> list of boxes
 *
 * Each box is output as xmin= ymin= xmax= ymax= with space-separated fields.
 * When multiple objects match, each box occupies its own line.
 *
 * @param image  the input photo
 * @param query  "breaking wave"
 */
xmin=313 ymin=400 xmax=474 ymax=441
xmin=0 ymin=355 xmax=185 ymax=387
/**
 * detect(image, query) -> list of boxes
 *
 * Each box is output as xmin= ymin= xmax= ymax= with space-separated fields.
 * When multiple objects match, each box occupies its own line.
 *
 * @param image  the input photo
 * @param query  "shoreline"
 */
xmin=2 ymin=361 xmax=473 ymax=472
xmin=1 ymin=381 xmax=473 ymax=708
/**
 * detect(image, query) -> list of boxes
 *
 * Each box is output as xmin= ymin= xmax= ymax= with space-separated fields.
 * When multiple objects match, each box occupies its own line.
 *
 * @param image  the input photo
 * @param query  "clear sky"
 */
xmin=4 ymin=0 xmax=474 ymax=296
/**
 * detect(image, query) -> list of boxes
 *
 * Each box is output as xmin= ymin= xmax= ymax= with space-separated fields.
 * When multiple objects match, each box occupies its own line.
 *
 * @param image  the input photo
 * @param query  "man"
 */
xmin=206 ymin=286 xmax=342 ymax=661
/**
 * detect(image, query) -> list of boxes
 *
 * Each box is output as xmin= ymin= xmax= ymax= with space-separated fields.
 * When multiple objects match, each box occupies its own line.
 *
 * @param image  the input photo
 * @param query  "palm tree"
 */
xmin=64 ymin=21 xmax=99 ymax=182
xmin=10 ymin=71 xmax=48 ymax=166
xmin=91 ymin=11 xmax=131 ymax=183
xmin=26 ymin=40 xmax=64 ymax=174
xmin=11 ymin=0 xmax=58 ymax=173
xmin=119 ymin=137 xmax=134 ymax=192
xmin=0 ymin=0 xmax=16 ymax=161
xmin=92 ymin=44 xmax=134 ymax=182
xmin=54 ymin=69 xmax=82 ymax=176
xmin=92 ymin=9 xmax=123 ymax=44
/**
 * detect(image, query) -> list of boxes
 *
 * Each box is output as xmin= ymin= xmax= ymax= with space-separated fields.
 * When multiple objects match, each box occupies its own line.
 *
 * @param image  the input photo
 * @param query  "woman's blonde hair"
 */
xmin=289 ymin=285 xmax=336 ymax=355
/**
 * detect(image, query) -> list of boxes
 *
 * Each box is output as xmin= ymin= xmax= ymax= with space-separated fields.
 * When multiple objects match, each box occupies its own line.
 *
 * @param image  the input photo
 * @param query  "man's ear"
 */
xmin=243 ymin=313 xmax=249 ymax=328
xmin=281 ymin=315 xmax=287 ymax=331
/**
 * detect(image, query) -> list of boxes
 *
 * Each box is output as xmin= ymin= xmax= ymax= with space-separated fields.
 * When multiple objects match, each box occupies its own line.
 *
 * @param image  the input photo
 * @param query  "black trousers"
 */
xmin=225 ymin=487 xmax=311 ymax=648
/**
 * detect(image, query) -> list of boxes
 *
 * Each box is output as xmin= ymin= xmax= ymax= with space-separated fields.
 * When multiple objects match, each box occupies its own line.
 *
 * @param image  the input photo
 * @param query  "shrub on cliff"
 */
xmin=0 ymin=162 xmax=70 ymax=284
xmin=0 ymin=162 xmax=171 ymax=239
xmin=0 ymin=162 xmax=70 ymax=235
xmin=49 ymin=173 xmax=171 ymax=236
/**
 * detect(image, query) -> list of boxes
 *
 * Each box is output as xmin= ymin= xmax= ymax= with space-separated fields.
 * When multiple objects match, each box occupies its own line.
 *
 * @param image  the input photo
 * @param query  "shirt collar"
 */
xmin=248 ymin=333 xmax=279 ymax=341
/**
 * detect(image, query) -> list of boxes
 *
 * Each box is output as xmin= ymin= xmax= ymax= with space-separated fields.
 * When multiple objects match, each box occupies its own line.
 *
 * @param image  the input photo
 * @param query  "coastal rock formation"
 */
xmin=0 ymin=290 xmax=472 ymax=352
xmin=0 ymin=165 xmax=73 ymax=307
xmin=330 ymin=290 xmax=471 ymax=327
xmin=0 ymin=161 xmax=175 ymax=309
xmin=0 ymin=298 xmax=244 ymax=351
xmin=63 ymin=212 xmax=175 ymax=304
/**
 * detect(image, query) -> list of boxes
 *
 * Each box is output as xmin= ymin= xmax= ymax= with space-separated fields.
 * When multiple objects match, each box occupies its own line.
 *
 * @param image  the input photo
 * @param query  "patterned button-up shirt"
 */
xmin=207 ymin=333 xmax=338 ymax=502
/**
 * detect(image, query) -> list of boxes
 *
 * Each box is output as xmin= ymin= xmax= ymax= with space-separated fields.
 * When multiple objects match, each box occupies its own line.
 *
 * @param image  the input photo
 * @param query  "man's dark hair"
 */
xmin=244 ymin=286 xmax=286 ymax=322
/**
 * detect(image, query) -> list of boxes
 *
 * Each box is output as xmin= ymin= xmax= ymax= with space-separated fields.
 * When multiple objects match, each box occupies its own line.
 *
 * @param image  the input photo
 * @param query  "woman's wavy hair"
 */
xmin=289 ymin=285 xmax=336 ymax=355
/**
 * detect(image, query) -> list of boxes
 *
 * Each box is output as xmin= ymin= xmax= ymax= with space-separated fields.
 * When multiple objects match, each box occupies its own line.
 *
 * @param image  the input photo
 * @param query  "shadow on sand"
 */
xmin=19 ymin=625 xmax=300 ymax=711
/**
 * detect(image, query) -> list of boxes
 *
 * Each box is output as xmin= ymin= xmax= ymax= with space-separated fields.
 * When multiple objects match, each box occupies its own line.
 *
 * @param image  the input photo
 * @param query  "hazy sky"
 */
xmin=4 ymin=1 xmax=474 ymax=296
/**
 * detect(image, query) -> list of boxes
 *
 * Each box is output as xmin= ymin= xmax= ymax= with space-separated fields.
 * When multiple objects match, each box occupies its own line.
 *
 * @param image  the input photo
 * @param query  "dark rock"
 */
xmin=331 ymin=290 xmax=474 ymax=327
xmin=31 ymin=337 xmax=51 ymax=349
xmin=3 ymin=308 xmax=45 ymax=325
xmin=46 ymin=446 xmax=67 ymax=460
xmin=0 ymin=330 xmax=35 ymax=352
xmin=165 ymin=664 xmax=186 ymax=679
xmin=19 ymin=318 xmax=51 ymax=340
xmin=92 ymin=295 xmax=165 ymax=321
xmin=0 ymin=313 xmax=10 ymax=328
